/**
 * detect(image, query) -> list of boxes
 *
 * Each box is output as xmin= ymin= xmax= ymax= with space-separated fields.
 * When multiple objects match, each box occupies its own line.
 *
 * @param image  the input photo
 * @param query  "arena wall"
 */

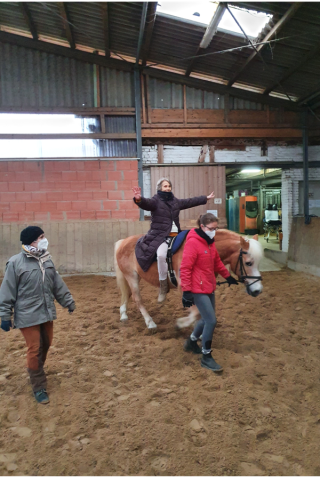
xmin=0 ymin=220 xmax=149 ymax=276
xmin=288 ymin=217 xmax=320 ymax=277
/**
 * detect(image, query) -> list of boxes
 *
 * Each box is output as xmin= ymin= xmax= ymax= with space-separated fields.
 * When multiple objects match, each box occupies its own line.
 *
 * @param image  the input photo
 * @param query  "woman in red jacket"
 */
xmin=180 ymin=213 xmax=238 ymax=372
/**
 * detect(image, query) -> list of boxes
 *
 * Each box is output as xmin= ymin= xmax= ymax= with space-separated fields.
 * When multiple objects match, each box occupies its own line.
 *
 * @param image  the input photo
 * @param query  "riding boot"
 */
xmin=201 ymin=353 xmax=223 ymax=372
xmin=158 ymin=279 xmax=168 ymax=303
xmin=184 ymin=337 xmax=202 ymax=354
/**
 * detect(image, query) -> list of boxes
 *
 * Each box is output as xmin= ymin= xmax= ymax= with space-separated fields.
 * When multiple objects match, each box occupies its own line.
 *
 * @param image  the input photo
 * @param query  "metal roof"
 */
xmin=1 ymin=2 xmax=320 ymax=107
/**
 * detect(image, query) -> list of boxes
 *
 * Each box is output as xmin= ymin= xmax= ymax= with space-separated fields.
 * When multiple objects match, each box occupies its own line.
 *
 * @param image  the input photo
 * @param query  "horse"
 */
xmin=114 ymin=229 xmax=263 ymax=331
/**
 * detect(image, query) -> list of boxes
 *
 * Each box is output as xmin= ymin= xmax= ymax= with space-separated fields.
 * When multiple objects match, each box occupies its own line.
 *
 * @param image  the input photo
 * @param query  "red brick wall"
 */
xmin=0 ymin=160 xmax=140 ymax=222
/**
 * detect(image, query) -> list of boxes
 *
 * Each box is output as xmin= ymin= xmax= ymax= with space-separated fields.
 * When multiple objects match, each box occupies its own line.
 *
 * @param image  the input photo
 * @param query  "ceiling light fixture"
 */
xmin=240 ymin=168 xmax=261 ymax=173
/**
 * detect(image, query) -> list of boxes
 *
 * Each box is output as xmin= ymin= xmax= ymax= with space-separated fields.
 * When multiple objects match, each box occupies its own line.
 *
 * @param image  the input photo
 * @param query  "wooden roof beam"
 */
xmin=102 ymin=3 xmax=110 ymax=58
xmin=227 ymin=2 xmax=302 ymax=87
xmin=20 ymin=2 xmax=38 ymax=41
xmin=185 ymin=3 xmax=226 ymax=77
xmin=264 ymin=40 xmax=320 ymax=96
xmin=141 ymin=2 xmax=158 ymax=67
xmin=58 ymin=3 xmax=75 ymax=49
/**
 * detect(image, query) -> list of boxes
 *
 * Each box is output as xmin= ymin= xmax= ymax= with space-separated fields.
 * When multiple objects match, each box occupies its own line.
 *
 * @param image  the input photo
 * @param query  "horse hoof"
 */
xmin=147 ymin=320 xmax=157 ymax=331
xmin=120 ymin=314 xmax=128 ymax=322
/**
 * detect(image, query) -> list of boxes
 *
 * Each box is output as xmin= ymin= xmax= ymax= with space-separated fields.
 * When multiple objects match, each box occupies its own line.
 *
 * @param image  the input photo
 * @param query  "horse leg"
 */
xmin=176 ymin=305 xmax=200 ymax=329
xmin=115 ymin=241 xmax=132 ymax=322
xmin=116 ymin=263 xmax=132 ymax=322
xmin=125 ymin=271 xmax=157 ymax=330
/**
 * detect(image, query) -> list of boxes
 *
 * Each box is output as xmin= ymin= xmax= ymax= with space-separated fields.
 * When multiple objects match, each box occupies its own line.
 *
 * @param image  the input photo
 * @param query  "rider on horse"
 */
xmin=132 ymin=178 xmax=214 ymax=302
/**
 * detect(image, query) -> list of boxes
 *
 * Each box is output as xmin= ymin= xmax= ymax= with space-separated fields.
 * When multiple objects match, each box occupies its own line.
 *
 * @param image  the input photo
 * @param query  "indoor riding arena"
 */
xmin=1 ymin=1 xmax=320 ymax=476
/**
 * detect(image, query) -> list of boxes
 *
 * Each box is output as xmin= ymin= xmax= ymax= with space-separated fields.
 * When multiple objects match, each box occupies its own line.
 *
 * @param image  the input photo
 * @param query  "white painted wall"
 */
xmin=163 ymin=145 xmax=209 ymax=163
xmin=282 ymin=168 xmax=320 ymax=252
xmin=215 ymin=145 xmax=320 ymax=163
xmin=143 ymin=145 xmax=320 ymax=166
xmin=142 ymin=145 xmax=158 ymax=164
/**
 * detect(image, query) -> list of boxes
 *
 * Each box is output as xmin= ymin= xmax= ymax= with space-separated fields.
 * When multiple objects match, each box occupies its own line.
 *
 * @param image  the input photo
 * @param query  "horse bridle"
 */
xmin=235 ymin=248 xmax=262 ymax=288
xmin=217 ymin=248 xmax=262 ymax=290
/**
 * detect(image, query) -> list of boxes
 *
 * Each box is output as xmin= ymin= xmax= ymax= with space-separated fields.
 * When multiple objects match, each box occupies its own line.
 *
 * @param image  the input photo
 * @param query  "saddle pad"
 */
xmin=152 ymin=230 xmax=190 ymax=263
xmin=171 ymin=230 xmax=189 ymax=256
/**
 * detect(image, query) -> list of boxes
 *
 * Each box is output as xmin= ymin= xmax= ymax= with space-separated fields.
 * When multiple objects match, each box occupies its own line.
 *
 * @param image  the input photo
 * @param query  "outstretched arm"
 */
xmin=132 ymin=186 xmax=157 ymax=211
xmin=177 ymin=195 xmax=207 ymax=211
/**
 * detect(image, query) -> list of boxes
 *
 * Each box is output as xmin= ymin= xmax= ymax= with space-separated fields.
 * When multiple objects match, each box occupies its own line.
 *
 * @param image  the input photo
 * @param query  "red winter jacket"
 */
xmin=180 ymin=229 xmax=230 ymax=294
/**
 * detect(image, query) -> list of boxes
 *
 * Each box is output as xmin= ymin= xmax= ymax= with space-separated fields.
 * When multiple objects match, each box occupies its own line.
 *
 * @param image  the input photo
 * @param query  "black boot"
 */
xmin=201 ymin=353 xmax=223 ymax=372
xmin=184 ymin=337 xmax=202 ymax=354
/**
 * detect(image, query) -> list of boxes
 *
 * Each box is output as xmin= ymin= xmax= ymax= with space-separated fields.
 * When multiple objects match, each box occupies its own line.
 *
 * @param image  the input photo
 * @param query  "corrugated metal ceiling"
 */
xmin=0 ymin=2 xmax=320 ymax=105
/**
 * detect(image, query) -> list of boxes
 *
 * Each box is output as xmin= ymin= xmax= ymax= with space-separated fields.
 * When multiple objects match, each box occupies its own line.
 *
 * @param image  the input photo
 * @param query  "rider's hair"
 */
xmin=156 ymin=177 xmax=172 ymax=191
xmin=197 ymin=212 xmax=219 ymax=227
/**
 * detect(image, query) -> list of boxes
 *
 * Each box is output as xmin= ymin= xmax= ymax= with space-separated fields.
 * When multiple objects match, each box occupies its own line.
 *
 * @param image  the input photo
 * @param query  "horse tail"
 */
xmin=114 ymin=240 xmax=131 ymax=305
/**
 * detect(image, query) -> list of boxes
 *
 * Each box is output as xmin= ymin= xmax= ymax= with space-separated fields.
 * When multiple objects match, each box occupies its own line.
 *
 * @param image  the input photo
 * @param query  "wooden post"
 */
xmin=100 ymin=114 xmax=105 ymax=133
xmin=146 ymin=74 xmax=152 ymax=124
xmin=141 ymin=74 xmax=146 ymax=125
xmin=158 ymin=144 xmax=164 ymax=163
xmin=224 ymin=93 xmax=229 ymax=124
xmin=198 ymin=144 xmax=208 ymax=163
xmin=279 ymin=231 xmax=283 ymax=250
xmin=183 ymin=85 xmax=187 ymax=125
xmin=209 ymin=145 xmax=215 ymax=163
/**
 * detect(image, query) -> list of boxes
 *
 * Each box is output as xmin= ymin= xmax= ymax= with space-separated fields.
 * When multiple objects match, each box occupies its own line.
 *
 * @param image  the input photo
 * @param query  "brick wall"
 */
xmin=0 ymin=160 xmax=139 ymax=222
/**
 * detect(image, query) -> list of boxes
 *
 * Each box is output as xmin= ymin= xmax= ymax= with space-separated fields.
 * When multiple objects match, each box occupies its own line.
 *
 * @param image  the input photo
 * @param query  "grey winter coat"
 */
xmin=0 ymin=249 xmax=74 ymax=329
xmin=134 ymin=193 xmax=207 ymax=272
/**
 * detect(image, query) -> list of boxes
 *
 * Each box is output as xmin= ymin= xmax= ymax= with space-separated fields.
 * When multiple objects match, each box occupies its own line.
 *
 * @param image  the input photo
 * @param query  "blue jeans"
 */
xmin=191 ymin=293 xmax=217 ymax=354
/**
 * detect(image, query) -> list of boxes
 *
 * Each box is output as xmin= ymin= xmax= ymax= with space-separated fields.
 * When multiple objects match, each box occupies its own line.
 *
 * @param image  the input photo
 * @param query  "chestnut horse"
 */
xmin=114 ymin=229 xmax=263 ymax=331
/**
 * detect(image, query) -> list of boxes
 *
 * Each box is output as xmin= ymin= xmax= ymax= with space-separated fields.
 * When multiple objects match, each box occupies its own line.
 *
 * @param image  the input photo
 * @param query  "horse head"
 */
xmin=230 ymin=234 xmax=263 ymax=297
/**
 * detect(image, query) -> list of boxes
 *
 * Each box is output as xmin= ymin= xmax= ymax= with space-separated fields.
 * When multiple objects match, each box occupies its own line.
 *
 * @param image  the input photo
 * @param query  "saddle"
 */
xmin=153 ymin=230 xmax=189 ymax=287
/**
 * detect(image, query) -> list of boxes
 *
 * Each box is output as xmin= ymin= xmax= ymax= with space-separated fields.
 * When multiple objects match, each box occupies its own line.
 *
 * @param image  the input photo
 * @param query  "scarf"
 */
xmin=22 ymin=244 xmax=44 ymax=257
xmin=22 ymin=245 xmax=51 ymax=281
xmin=157 ymin=190 xmax=174 ymax=202
xmin=195 ymin=228 xmax=215 ymax=245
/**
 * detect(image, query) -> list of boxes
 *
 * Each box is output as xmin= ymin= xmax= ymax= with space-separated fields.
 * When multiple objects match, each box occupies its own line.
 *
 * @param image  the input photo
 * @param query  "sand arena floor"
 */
xmin=0 ymin=268 xmax=320 ymax=475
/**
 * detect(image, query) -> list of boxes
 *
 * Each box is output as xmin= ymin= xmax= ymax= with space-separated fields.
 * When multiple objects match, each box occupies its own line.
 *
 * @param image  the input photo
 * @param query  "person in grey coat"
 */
xmin=132 ymin=177 xmax=215 ymax=302
xmin=0 ymin=226 xmax=75 ymax=404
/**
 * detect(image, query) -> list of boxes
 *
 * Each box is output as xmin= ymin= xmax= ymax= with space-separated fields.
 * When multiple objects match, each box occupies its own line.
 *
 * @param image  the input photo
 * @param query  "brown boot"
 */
xmin=158 ymin=279 xmax=168 ymax=303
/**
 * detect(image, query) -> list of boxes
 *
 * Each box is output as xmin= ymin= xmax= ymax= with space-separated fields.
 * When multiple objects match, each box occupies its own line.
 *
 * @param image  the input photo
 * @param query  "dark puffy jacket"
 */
xmin=134 ymin=193 xmax=207 ymax=272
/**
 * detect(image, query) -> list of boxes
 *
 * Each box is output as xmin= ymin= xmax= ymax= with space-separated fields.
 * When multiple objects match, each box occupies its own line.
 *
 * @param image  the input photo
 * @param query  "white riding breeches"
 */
xmin=157 ymin=241 xmax=169 ymax=281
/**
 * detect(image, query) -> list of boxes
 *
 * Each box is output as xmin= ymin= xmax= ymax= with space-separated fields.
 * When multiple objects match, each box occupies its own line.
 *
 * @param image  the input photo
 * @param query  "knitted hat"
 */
xmin=20 ymin=226 xmax=44 ymax=245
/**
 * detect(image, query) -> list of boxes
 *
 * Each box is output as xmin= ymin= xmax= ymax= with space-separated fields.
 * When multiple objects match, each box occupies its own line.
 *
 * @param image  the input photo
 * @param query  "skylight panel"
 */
xmin=156 ymin=2 xmax=272 ymax=39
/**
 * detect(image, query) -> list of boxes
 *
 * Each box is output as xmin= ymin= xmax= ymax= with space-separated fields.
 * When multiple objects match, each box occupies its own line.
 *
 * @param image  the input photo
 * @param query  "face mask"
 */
xmin=37 ymin=238 xmax=49 ymax=251
xmin=205 ymin=230 xmax=216 ymax=239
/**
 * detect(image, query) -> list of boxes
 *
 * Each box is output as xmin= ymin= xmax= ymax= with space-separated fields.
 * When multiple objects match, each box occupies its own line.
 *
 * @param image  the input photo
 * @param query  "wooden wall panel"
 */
xmin=142 ymin=109 xmax=300 ymax=126
xmin=150 ymin=109 xmax=184 ymax=123
xmin=229 ymin=110 xmax=267 ymax=124
xmin=187 ymin=109 xmax=225 ymax=124
xmin=0 ymin=221 xmax=150 ymax=276
xmin=150 ymin=166 xmax=226 ymax=226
